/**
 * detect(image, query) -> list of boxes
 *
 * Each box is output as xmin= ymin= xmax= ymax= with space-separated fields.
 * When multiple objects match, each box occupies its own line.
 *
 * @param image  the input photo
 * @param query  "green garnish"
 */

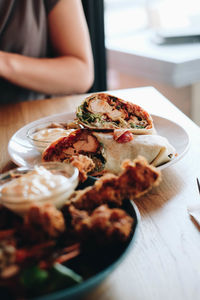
xmin=20 ymin=264 xmax=83 ymax=295
xmin=20 ymin=266 xmax=48 ymax=290
xmin=77 ymin=109 xmax=102 ymax=125
xmin=130 ymin=123 xmax=145 ymax=129
xmin=135 ymin=125 xmax=145 ymax=129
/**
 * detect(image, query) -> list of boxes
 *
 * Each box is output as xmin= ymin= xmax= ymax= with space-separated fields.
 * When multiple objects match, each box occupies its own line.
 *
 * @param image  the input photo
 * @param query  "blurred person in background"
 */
xmin=0 ymin=0 xmax=94 ymax=103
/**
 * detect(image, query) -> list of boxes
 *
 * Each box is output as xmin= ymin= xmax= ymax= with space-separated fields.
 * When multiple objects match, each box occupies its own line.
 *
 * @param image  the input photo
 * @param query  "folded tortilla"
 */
xmin=93 ymin=132 xmax=176 ymax=174
xmin=42 ymin=129 xmax=176 ymax=175
xmin=76 ymin=93 xmax=155 ymax=134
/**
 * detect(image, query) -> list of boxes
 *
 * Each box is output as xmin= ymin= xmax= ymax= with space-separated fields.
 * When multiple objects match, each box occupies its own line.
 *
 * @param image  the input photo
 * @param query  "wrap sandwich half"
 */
xmin=76 ymin=93 xmax=155 ymax=134
xmin=42 ymin=128 xmax=176 ymax=176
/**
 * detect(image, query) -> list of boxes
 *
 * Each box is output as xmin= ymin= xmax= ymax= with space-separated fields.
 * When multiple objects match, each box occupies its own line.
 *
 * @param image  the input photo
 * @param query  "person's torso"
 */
xmin=0 ymin=0 xmax=59 ymax=103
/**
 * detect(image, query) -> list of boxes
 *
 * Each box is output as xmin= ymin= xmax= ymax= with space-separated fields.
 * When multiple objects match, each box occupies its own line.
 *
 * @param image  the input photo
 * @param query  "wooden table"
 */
xmin=1 ymin=87 xmax=200 ymax=300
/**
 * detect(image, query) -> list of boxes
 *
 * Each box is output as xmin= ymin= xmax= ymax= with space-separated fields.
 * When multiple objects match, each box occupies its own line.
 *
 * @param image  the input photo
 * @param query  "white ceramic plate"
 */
xmin=8 ymin=112 xmax=190 ymax=170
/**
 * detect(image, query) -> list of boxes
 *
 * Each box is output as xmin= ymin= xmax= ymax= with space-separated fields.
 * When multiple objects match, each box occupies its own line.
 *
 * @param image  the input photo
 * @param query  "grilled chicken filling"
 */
xmin=42 ymin=130 xmax=106 ymax=173
xmin=76 ymin=93 xmax=152 ymax=130
xmin=88 ymin=99 xmax=126 ymax=120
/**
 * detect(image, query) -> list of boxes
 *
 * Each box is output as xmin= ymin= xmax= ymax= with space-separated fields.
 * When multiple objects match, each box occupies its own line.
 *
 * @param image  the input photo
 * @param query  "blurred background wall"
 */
xmin=82 ymin=0 xmax=200 ymax=125
xmin=104 ymin=0 xmax=200 ymax=124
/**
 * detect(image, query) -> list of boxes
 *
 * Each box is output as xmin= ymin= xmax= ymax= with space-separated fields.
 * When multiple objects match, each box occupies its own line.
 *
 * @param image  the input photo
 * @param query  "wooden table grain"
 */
xmin=1 ymin=87 xmax=200 ymax=300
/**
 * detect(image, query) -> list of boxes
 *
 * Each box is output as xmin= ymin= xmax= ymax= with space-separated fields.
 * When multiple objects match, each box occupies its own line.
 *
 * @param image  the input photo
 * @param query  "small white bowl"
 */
xmin=0 ymin=162 xmax=79 ymax=216
xmin=26 ymin=121 xmax=78 ymax=153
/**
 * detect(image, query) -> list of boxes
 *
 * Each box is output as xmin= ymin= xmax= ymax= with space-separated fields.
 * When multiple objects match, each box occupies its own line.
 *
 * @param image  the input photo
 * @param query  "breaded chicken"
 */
xmin=69 ymin=156 xmax=161 ymax=210
xmin=68 ymin=204 xmax=133 ymax=243
xmin=67 ymin=154 xmax=95 ymax=182
xmin=24 ymin=203 xmax=65 ymax=239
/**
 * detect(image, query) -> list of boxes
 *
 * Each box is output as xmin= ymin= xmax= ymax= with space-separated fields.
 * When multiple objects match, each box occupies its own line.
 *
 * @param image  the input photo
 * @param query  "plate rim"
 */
xmin=152 ymin=114 xmax=190 ymax=170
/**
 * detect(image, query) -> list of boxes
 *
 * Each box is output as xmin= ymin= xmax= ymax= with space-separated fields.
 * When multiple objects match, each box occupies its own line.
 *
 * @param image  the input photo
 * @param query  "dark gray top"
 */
xmin=0 ymin=0 xmax=60 ymax=103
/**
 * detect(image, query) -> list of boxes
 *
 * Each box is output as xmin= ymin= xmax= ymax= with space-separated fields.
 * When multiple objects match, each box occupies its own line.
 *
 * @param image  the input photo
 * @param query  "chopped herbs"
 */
xmin=77 ymin=111 xmax=102 ymax=125
xmin=130 ymin=123 xmax=145 ymax=129
xmin=135 ymin=125 xmax=145 ymax=129
xmin=89 ymin=153 xmax=106 ymax=173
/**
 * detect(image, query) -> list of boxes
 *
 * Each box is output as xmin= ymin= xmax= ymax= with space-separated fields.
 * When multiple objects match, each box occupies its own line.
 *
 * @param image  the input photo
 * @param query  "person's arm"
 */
xmin=0 ymin=0 xmax=94 ymax=95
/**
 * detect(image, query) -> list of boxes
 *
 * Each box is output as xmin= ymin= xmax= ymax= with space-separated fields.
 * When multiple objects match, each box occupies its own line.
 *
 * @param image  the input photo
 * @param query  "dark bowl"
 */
xmin=1 ymin=177 xmax=140 ymax=300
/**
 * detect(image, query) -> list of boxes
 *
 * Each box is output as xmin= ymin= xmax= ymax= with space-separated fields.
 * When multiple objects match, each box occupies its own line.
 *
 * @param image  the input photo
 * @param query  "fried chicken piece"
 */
xmin=24 ymin=203 xmax=66 ymax=239
xmin=69 ymin=204 xmax=133 ymax=243
xmin=69 ymin=156 xmax=161 ymax=211
xmin=66 ymin=154 xmax=95 ymax=182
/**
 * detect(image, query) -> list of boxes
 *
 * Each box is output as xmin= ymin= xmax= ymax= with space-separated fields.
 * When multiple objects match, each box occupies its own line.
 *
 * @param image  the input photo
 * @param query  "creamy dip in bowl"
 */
xmin=26 ymin=122 xmax=77 ymax=153
xmin=0 ymin=162 xmax=79 ymax=216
